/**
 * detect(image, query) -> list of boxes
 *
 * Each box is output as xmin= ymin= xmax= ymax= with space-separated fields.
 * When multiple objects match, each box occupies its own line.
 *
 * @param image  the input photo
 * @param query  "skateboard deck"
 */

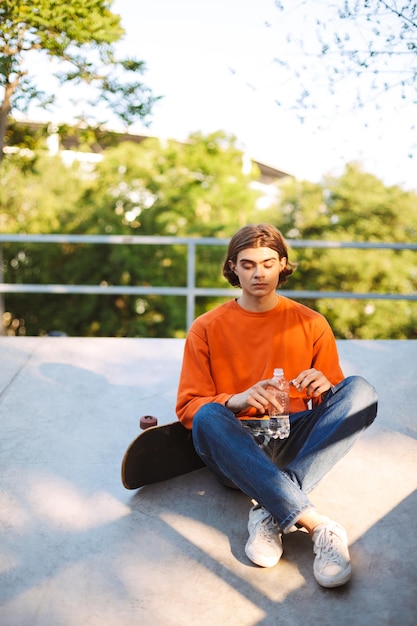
xmin=121 ymin=421 xmax=206 ymax=489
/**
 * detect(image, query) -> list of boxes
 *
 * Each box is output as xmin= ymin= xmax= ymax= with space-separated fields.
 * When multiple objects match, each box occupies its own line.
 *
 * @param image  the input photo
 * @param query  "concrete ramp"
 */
xmin=0 ymin=338 xmax=416 ymax=625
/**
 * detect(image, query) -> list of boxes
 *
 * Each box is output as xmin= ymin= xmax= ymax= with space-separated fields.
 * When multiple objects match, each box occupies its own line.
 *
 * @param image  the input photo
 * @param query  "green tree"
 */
xmin=277 ymin=163 xmax=417 ymax=338
xmin=0 ymin=0 xmax=159 ymax=161
xmin=89 ymin=131 xmax=262 ymax=238
xmin=0 ymin=131 xmax=263 ymax=336
xmin=3 ymin=135 xmax=416 ymax=340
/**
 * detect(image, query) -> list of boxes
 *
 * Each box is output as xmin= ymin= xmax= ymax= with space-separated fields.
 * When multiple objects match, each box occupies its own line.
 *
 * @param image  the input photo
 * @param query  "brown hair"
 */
xmin=222 ymin=223 xmax=297 ymax=287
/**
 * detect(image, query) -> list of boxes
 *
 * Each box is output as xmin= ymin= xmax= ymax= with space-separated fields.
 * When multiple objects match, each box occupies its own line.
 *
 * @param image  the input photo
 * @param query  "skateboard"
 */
xmin=121 ymin=420 xmax=206 ymax=489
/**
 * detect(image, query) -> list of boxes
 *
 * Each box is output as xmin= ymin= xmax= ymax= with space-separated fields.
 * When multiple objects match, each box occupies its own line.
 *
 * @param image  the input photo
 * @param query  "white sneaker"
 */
xmin=245 ymin=505 xmax=283 ymax=568
xmin=312 ymin=521 xmax=352 ymax=588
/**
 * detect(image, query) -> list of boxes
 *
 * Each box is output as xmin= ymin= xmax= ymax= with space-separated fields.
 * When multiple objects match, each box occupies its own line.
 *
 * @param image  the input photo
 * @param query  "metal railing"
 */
xmin=0 ymin=234 xmax=416 ymax=330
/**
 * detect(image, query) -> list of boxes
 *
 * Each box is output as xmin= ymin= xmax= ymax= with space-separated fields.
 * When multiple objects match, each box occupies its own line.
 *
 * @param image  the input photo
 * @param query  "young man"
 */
xmin=176 ymin=223 xmax=377 ymax=588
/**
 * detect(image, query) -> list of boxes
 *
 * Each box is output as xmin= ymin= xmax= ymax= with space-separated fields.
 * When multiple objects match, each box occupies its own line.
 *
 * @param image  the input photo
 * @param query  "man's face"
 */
xmin=229 ymin=247 xmax=287 ymax=297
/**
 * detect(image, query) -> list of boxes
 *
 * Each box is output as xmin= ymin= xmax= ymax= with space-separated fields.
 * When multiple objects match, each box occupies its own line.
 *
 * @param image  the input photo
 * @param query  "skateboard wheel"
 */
xmin=140 ymin=415 xmax=158 ymax=430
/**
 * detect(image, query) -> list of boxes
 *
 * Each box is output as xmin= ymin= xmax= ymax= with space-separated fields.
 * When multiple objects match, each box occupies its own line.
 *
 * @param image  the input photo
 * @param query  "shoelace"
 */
xmin=314 ymin=526 xmax=344 ymax=563
xmin=258 ymin=516 xmax=279 ymax=542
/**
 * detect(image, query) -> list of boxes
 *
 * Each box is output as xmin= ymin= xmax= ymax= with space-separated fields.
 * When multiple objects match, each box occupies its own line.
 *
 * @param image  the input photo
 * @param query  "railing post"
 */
xmin=186 ymin=240 xmax=196 ymax=331
xmin=0 ymin=243 xmax=4 ymax=336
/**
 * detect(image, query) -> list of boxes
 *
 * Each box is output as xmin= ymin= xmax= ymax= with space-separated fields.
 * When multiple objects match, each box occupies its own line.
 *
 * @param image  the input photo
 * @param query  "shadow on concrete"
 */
xmin=0 ymin=338 xmax=416 ymax=625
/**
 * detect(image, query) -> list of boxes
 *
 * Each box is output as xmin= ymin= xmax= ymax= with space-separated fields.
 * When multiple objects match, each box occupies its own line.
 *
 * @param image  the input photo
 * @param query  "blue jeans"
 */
xmin=192 ymin=376 xmax=377 ymax=533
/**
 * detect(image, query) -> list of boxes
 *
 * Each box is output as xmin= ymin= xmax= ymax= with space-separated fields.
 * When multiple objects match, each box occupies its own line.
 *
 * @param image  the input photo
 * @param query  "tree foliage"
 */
xmin=1 ymin=131 xmax=416 ymax=339
xmin=0 ymin=0 xmax=159 ymax=161
xmin=89 ymin=132 xmax=261 ymax=237
xmin=0 ymin=131 xmax=263 ymax=337
xmin=277 ymin=163 xmax=417 ymax=338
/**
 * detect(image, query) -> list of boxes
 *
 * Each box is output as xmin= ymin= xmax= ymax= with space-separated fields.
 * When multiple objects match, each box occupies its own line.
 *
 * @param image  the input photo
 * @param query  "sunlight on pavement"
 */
xmin=27 ymin=473 xmax=130 ymax=530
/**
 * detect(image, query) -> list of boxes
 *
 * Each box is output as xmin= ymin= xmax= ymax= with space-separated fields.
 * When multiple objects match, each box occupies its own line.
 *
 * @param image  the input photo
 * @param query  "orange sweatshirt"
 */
xmin=176 ymin=297 xmax=344 ymax=430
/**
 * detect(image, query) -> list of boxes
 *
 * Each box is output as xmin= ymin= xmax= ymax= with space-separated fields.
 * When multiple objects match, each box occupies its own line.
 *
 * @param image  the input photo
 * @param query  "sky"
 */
xmin=24 ymin=0 xmax=417 ymax=191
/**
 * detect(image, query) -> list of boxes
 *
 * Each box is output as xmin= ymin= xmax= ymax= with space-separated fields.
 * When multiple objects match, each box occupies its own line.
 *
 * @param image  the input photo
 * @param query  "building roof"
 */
xmin=8 ymin=120 xmax=293 ymax=183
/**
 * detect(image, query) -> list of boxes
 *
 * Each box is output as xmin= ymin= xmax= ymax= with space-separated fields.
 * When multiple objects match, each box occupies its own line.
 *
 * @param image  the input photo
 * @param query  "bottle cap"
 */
xmin=273 ymin=367 xmax=284 ymax=376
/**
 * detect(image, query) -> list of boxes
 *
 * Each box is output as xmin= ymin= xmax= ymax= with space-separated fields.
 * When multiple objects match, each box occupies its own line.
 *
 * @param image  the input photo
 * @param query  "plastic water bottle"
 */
xmin=267 ymin=368 xmax=290 ymax=439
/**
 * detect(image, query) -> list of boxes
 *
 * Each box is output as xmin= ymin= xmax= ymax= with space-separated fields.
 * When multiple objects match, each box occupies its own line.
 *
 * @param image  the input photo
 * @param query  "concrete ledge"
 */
xmin=0 ymin=338 xmax=416 ymax=625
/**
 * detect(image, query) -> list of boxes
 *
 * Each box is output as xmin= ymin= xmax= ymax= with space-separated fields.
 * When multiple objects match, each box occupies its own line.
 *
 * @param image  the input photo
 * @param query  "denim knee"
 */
xmin=336 ymin=375 xmax=378 ymax=426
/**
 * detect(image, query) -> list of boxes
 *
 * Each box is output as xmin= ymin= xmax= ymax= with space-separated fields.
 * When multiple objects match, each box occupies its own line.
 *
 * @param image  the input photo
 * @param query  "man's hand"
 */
xmin=226 ymin=379 xmax=279 ymax=414
xmin=291 ymin=369 xmax=331 ymax=398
